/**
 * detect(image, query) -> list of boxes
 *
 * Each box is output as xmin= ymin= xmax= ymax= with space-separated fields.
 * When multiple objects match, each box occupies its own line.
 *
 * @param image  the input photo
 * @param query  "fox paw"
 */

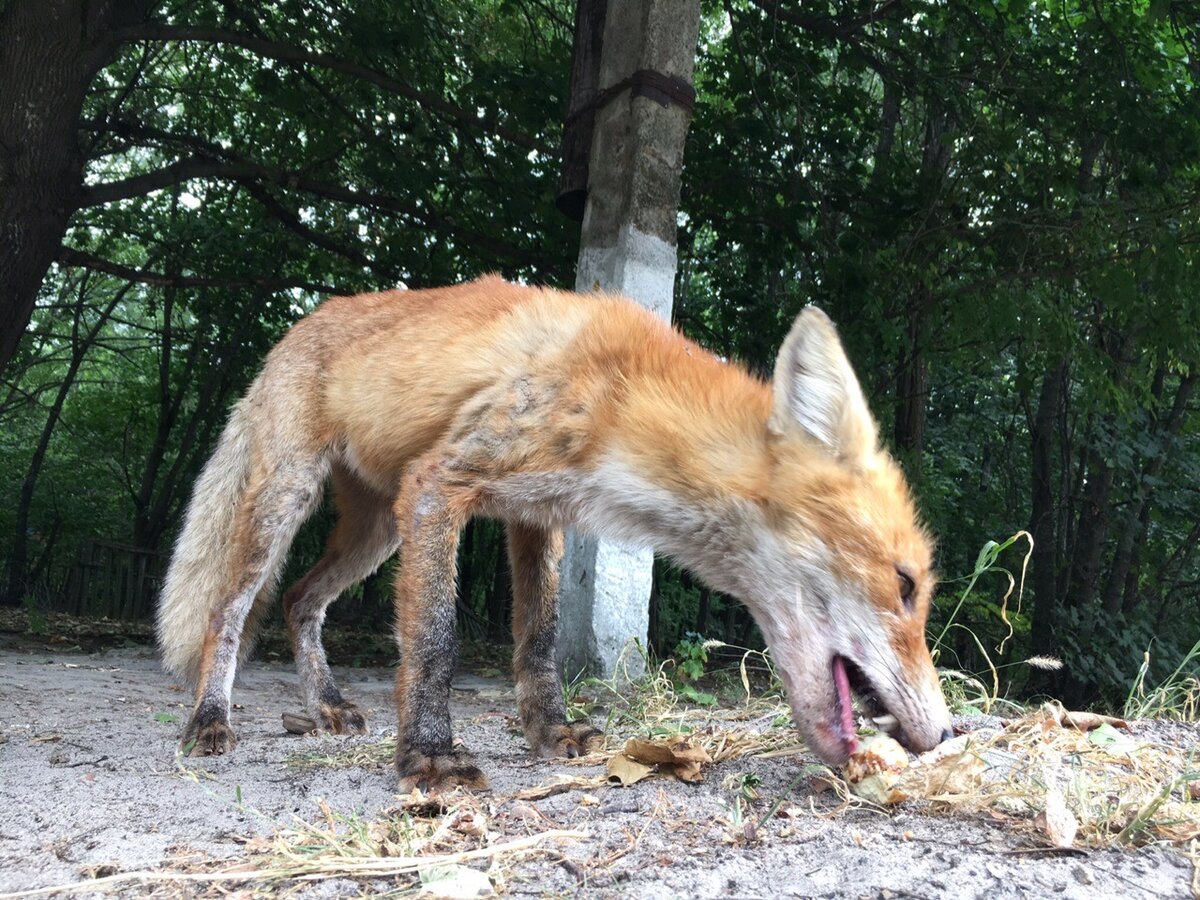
xmin=395 ymin=747 xmax=489 ymax=793
xmin=182 ymin=717 xmax=237 ymax=757
xmin=317 ymin=702 xmax=367 ymax=735
xmin=531 ymin=721 xmax=604 ymax=759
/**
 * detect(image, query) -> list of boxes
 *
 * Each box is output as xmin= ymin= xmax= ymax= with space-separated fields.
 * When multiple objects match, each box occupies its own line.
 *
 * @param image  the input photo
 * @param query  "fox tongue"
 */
xmin=832 ymin=655 xmax=855 ymax=742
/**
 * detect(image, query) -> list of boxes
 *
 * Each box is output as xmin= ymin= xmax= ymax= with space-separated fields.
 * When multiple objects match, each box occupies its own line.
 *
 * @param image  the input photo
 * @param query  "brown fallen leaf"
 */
xmin=1024 ymin=702 xmax=1129 ymax=734
xmin=607 ymin=753 xmax=654 ymax=786
xmin=1060 ymin=710 xmax=1130 ymax=732
xmin=898 ymin=740 xmax=987 ymax=801
xmin=671 ymin=759 xmax=705 ymax=783
xmin=623 ymin=737 xmax=710 ymax=766
xmin=620 ymin=735 xmax=712 ymax=783
xmin=513 ymin=774 xmax=607 ymax=801
xmin=391 ymin=789 xmax=451 ymax=817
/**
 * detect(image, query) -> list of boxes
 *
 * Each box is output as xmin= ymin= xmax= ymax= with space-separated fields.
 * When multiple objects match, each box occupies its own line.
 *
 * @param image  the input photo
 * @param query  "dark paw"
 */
xmin=317 ymin=702 xmax=368 ymax=735
xmin=395 ymin=746 xmax=489 ymax=793
xmin=531 ymin=721 xmax=604 ymax=759
xmin=182 ymin=716 xmax=237 ymax=757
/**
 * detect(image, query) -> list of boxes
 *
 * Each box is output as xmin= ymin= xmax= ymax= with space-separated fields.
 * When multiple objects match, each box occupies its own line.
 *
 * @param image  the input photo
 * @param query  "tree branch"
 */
xmin=78 ymin=126 xmax=542 ymax=267
xmin=745 ymin=0 xmax=902 ymax=39
xmin=57 ymin=247 xmax=338 ymax=294
xmin=113 ymin=23 xmax=552 ymax=153
xmin=79 ymin=157 xmax=263 ymax=206
xmin=743 ymin=0 xmax=902 ymax=80
xmin=242 ymin=181 xmax=380 ymax=274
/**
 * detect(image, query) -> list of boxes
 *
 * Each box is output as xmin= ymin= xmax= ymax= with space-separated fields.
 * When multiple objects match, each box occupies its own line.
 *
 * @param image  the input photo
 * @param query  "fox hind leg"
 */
xmin=509 ymin=522 xmax=602 ymax=758
xmin=392 ymin=454 xmax=487 ymax=791
xmin=283 ymin=463 xmax=399 ymax=734
xmin=182 ymin=456 xmax=326 ymax=756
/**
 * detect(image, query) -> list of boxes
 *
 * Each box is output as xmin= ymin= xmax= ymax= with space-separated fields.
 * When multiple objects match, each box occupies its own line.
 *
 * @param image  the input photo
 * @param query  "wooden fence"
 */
xmin=59 ymin=539 xmax=164 ymax=621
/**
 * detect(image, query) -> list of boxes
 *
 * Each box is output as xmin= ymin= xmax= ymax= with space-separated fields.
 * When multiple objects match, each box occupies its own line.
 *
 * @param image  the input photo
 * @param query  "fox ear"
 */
xmin=769 ymin=306 xmax=878 ymax=464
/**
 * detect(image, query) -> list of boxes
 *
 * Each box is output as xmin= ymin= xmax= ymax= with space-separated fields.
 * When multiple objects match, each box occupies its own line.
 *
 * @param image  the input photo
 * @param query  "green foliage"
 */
xmin=671 ymin=633 xmax=718 ymax=706
xmin=22 ymin=597 xmax=47 ymax=635
xmin=673 ymin=633 xmax=711 ymax=683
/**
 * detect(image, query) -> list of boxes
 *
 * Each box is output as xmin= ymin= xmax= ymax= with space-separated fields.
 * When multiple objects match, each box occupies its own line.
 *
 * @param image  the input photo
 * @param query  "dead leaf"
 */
xmin=1060 ymin=710 xmax=1130 ymax=732
xmin=623 ymin=737 xmax=710 ymax=766
xmin=620 ymin=736 xmax=712 ymax=782
xmin=607 ymin=754 xmax=653 ymax=786
xmin=392 ymin=790 xmax=450 ymax=817
xmin=899 ymin=741 xmax=987 ymax=800
xmin=513 ymin=774 xmax=607 ymax=801
xmin=808 ymin=772 xmax=841 ymax=795
xmin=1038 ymin=787 xmax=1077 ymax=848
xmin=446 ymin=809 xmax=488 ymax=838
xmin=671 ymin=760 xmax=705 ymax=783
xmin=1025 ymin=702 xmax=1129 ymax=734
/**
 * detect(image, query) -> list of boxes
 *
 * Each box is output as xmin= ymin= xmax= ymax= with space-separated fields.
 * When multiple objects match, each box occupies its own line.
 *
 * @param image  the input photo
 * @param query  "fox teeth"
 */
xmin=872 ymin=714 xmax=898 ymax=730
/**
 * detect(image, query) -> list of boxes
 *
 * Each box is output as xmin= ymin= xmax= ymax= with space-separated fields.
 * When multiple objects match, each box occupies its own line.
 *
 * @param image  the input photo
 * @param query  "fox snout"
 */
xmin=764 ymin=624 xmax=952 ymax=768
xmin=838 ymin=646 xmax=952 ymax=751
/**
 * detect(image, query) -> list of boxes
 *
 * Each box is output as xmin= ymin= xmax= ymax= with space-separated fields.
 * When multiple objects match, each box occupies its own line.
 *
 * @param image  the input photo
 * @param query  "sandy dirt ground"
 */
xmin=0 ymin=637 xmax=1195 ymax=899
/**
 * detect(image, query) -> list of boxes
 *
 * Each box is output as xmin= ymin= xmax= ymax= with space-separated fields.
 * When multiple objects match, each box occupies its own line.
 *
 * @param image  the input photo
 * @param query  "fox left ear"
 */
xmin=769 ymin=306 xmax=878 ymax=465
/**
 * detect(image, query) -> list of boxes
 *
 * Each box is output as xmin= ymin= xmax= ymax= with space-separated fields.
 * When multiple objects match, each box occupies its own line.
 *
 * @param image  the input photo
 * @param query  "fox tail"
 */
xmin=156 ymin=399 xmax=255 ymax=687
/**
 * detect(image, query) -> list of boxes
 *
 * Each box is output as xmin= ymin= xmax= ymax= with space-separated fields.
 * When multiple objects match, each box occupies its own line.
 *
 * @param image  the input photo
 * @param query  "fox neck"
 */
xmin=582 ymin=413 xmax=806 ymax=611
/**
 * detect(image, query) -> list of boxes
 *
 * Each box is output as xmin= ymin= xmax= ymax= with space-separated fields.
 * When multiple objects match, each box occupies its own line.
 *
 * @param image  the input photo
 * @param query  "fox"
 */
xmin=158 ymin=275 xmax=952 ymax=790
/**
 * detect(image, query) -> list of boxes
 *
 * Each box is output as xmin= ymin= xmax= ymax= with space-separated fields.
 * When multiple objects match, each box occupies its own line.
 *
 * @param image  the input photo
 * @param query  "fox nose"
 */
xmin=940 ymin=727 xmax=955 ymax=743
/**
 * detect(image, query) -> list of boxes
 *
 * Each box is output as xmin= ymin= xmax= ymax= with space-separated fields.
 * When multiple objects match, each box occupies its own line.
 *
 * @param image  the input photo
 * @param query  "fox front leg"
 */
xmin=508 ymin=522 xmax=602 ymax=757
xmin=391 ymin=455 xmax=488 ymax=792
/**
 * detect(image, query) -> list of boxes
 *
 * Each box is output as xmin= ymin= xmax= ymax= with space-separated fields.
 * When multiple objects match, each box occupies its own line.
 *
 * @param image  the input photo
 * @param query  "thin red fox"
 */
xmin=158 ymin=276 xmax=951 ymax=789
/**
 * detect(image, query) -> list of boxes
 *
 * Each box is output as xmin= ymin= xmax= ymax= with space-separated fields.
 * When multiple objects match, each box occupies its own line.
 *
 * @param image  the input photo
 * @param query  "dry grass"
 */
xmin=889 ymin=702 xmax=1200 ymax=848
xmin=286 ymin=736 xmax=397 ymax=771
xmin=1125 ymin=641 xmax=1200 ymax=722
xmin=0 ymin=791 xmax=583 ymax=899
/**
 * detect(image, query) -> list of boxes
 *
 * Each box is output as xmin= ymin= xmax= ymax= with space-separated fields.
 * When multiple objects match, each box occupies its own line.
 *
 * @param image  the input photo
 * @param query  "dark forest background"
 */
xmin=2 ymin=0 xmax=1198 ymax=711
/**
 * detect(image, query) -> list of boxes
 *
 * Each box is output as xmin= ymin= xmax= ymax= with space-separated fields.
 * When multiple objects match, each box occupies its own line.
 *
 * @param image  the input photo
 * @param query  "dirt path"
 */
xmin=0 ymin=642 xmax=1194 ymax=898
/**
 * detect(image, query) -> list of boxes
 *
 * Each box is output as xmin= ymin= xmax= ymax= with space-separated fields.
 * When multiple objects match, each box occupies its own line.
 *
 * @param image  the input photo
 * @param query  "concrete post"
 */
xmin=557 ymin=0 xmax=702 ymax=681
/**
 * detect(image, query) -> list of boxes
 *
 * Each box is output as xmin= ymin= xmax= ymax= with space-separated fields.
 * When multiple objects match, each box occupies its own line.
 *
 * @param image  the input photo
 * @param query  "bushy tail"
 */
xmin=157 ymin=398 xmax=254 ymax=687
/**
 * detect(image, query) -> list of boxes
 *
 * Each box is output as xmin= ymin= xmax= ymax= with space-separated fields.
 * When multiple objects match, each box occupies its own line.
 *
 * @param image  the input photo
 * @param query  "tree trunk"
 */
xmin=0 ymin=0 xmax=156 ymax=369
xmin=1028 ymin=361 xmax=1067 ymax=658
xmin=695 ymin=585 xmax=712 ymax=635
xmin=485 ymin=529 xmax=511 ymax=640
xmin=893 ymin=307 xmax=928 ymax=468
xmin=4 ymin=280 xmax=126 ymax=605
xmin=1102 ymin=373 xmax=1197 ymax=614
xmin=1067 ymin=443 xmax=1114 ymax=609
xmin=1067 ymin=331 xmax=1134 ymax=612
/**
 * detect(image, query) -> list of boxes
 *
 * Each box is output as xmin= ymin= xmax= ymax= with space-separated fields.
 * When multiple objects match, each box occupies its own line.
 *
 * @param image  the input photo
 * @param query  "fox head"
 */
xmin=748 ymin=307 xmax=951 ymax=765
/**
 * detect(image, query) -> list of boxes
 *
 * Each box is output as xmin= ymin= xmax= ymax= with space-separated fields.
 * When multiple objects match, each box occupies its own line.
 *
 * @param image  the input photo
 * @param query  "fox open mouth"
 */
xmin=831 ymin=654 xmax=902 ymax=754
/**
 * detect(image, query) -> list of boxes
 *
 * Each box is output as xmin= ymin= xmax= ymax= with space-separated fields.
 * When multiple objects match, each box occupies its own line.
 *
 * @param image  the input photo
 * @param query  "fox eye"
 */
xmin=897 ymin=570 xmax=915 ymax=610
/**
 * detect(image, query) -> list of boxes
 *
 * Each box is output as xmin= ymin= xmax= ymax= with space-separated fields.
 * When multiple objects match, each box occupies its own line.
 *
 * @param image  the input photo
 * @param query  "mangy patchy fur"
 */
xmin=158 ymin=276 xmax=951 ymax=789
